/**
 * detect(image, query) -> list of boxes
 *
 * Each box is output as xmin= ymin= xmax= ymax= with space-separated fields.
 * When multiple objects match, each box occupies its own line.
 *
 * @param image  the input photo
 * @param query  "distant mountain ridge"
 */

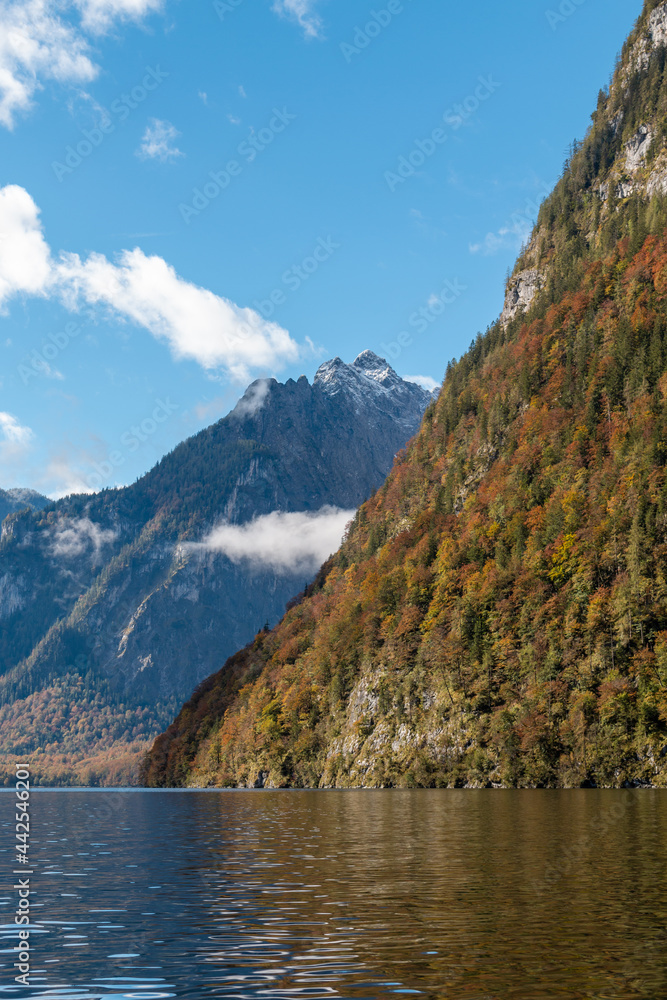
xmin=0 ymin=352 xmax=429 ymax=785
xmin=0 ymin=488 xmax=50 ymax=522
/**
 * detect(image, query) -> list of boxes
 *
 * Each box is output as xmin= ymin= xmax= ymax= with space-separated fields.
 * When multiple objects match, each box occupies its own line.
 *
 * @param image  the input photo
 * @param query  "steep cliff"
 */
xmin=143 ymin=0 xmax=667 ymax=791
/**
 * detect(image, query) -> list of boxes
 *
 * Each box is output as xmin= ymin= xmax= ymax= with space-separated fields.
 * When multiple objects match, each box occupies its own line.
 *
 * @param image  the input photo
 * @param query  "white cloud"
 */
xmin=0 ymin=185 xmax=53 ymax=308
xmin=238 ymin=84 xmax=246 ymax=98
xmin=75 ymin=0 xmax=163 ymax=33
xmin=0 ymin=411 xmax=34 ymax=449
xmin=57 ymin=247 xmax=300 ymax=381
xmin=403 ymin=375 xmax=439 ymax=393
xmin=67 ymin=88 xmax=113 ymax=129
xmin=0 ymin=0 xmax=163 ymax=130
xmin=0 ymin=184 xmax=302 ymax=382
xmin=227 ymin=113 xmax=241 ymax=125
xmin=0 ymin=411 xmax=34 ymax=473
xmin=49 ymin=516 xmax=117 ymax=557
xmin=271 ymin=0 xmax=322 ymax=38
xmin=469 ymin=186 xmax=551 ymax=256
xmin=198 ymin=89 xmax=208 ymax=105
xmin=0 ymin=0 xmax=96 ymax=129
xmin=136 ymin=117 xmax=184 ymax=161
xmin=188 ymin=506 xmax=354 ymax=575
xmin=469 ymin=219 xmax=532 ymax=256
xmin=42 ymin=455 xmax=97 ymax=498
xmin=36 ymin=360 xmax=64 ymax=380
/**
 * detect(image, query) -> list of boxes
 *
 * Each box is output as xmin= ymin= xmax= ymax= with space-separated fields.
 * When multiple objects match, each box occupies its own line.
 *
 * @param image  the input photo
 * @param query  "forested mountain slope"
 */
xmin=144 ymin=0 xmax=667 ymax=790
xmin=0 ymin=353 xmax=428 ymax=785
xmin=0 ymin=489 xmax=50 ymax=521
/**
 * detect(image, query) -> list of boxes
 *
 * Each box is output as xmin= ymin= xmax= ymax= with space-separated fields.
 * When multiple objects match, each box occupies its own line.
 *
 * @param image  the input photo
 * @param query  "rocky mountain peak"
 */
xmin=0 ymin=348 xmax=433 ymax=784
xmin=314 ymin=351 xmax=424 ymax=406
xmin=353 ymin=349 xmax=396 ymax=378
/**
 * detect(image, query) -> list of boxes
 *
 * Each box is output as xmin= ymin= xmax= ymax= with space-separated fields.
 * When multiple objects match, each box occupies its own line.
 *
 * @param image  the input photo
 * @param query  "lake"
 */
xmin=0 ymin=789 xmax=665 ymax=998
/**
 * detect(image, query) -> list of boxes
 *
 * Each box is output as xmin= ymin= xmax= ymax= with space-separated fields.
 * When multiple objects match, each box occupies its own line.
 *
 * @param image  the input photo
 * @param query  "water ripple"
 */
xmin=0 ymin=790 xmax=666 ymax=999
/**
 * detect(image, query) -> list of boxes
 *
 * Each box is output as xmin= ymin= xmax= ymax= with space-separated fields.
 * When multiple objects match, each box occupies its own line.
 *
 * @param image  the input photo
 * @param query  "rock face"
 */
xmin=498 ymin=2 xmax=667 ymax=333
xmin=625 ymin=124 xmax=652 ymax=171
xmin=629 ymin=3 xmax=667 ymax=74
xmin=0 ymin=354 xmax=430 ymax=781
xmin=500 ymin=269 xmax=543 ymax=326
xmin=646 ymin=159 xmax=667 ymax=196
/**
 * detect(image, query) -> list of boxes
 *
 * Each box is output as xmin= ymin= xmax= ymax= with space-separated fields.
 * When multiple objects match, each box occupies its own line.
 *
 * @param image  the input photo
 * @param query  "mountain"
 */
xmin=143 ymin=0 xmax=667 ymax=791
xmin=0 ymin=353 xmax=430 ymax=785
xmin=0 ymin=488 xmax=50 ymax=521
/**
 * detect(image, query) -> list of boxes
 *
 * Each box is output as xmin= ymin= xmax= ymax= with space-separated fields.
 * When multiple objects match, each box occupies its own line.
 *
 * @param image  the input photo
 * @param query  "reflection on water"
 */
xmin=0 ymin=789 xmax=666 ymax=999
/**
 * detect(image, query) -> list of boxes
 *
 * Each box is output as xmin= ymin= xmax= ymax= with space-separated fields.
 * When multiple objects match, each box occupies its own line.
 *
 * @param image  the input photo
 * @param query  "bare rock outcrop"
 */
xmin=501 ymin=268 xmax=544 ymax=326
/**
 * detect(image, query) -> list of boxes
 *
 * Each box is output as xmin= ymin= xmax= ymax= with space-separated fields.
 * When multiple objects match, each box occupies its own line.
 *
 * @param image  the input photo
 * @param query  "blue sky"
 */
xmin=0 ymin=0 xmax=644 ymax=498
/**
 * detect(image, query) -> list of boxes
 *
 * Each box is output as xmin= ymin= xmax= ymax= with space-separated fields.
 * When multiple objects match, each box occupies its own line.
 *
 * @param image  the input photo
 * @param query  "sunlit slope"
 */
xmin=0 ymin=355 xmax=427 ymax=785
xmin=144 ymin=0 xmax=667 ymax=790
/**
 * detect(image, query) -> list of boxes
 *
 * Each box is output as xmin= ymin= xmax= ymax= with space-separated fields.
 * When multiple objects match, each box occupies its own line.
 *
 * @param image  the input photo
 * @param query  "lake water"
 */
xmin=0 ymin=789 xmax=666 ymax=999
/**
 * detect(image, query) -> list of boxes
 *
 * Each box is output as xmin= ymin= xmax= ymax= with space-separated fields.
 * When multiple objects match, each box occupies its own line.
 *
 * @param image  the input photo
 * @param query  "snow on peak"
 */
xmin=353 ymin=350 xmax=389 ymax=370
xmin=314 ymin=351 xmax=429 ymax=412
xmin=352 ymin=350 xmax=402 ymax=388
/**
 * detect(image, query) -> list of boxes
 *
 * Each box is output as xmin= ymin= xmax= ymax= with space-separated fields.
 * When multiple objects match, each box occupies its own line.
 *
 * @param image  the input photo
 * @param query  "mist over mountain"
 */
xmin=0 ymin=352 xmax=429 ymax=784
xmin=145 ymin=0 xmax=667 ymax=791
xmin=0 ymin=488 xmax=50 ymax=521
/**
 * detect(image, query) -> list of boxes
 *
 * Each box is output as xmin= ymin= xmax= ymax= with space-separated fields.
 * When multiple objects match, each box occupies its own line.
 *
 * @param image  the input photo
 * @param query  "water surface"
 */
xmin=0 ymin=789 xmax=666 ymax=998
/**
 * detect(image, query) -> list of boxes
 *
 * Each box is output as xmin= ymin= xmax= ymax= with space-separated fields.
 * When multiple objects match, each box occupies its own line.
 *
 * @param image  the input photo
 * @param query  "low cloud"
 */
xmin=136 ymin=118 xmax=184 ymax=162
xmin=231 ymin=378 xmax=272 ymax=419
xmin=469 ymin=219 xmax=533 ymax=257
xmin=404 ymin=374 xmax=439 ymax=393
xmin=188 ymin=506 xmax=354 ymax=575
xmin=42 ymin=451 xmax=99 ymax=498
xmin=0 ymin=184 xmax=301 ymax=382
xmin=49 ymin=516 xmax=117 ymax=558
xmin=272 ymin=0 xmax=322 ymax=38
xmin=469 ymin=183 xmax=552 ymax=256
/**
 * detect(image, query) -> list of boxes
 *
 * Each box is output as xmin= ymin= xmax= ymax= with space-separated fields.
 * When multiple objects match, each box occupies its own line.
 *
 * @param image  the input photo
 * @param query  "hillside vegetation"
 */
xmin=143 ymin=0 xmax=667 ymax=790
xmin=0 ymin=356 xmax=426 ymax=785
